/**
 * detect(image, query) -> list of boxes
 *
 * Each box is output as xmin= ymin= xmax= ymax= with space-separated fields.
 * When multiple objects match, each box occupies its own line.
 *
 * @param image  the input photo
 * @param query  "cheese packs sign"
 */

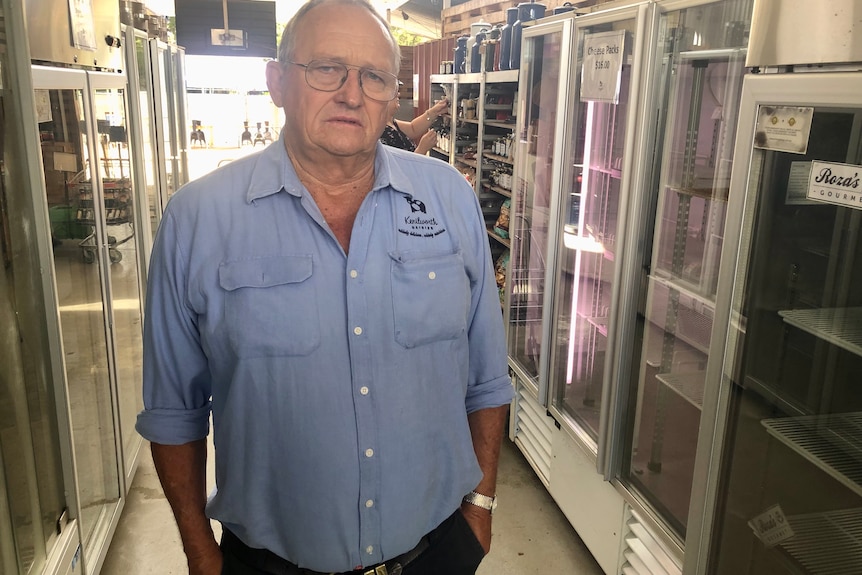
xmin=581 ymin=30 xmax=627 ymax=104
xmin=807 ymin=161 xmax=862 ymax=211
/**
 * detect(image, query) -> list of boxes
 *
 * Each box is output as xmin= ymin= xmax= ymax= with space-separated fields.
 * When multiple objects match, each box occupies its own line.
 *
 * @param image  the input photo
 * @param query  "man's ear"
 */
xmin=266 ymin=61 xmax=286 ymax=108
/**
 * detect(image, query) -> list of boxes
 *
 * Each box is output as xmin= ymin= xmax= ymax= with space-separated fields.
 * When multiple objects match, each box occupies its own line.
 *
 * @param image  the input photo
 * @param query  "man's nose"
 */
xmin=336 ymin=68 xmax=365 ymax=102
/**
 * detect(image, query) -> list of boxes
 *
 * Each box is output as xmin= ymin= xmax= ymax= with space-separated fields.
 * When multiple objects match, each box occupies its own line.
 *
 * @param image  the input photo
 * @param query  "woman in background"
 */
xmin=381 ymin=94 xmax=449 ymax=154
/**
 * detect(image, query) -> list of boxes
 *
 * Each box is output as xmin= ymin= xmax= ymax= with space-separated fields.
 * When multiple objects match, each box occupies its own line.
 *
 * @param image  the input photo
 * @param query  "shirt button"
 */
xmin=365 ymin=499 xmax=374 ymax=508
xmin=365 ymin=448 xmax=374 ymax=458
xmin=350 ymin=270 xmax=358 ymax=278
xmin=360 ymin=386 xmax=369 ymax=395
xmin=353 ymin=326 xmax=363 ymax=335
xmin=366 ymin=546 xmax=374 ymax=555
xmin=428 ymin=271 xmax=436 ymax=280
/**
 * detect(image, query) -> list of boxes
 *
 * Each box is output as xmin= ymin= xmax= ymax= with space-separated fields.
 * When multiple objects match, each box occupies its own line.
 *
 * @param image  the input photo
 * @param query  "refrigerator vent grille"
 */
xmin=778 ymin=508 xmax=862 ymax=575
xmin=619 ymin=507 xmax=681 ymax=575
xmin=512 ymin=385 xmax=553 ymax=486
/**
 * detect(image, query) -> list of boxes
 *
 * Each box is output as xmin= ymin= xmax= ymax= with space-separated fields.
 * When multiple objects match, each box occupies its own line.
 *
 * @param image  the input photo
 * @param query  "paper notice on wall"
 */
xmin=68 ymin=0 xmax=97 ymax=51
xmin=34 ymin=90 xmax=52 ymax=124
xmin=748 ymin=504 xmax=794 ymax=547
xmin=581 ymin=30 xmax=626 ymax=104
xmin=753 ymin=105 xmax=813 ymax=154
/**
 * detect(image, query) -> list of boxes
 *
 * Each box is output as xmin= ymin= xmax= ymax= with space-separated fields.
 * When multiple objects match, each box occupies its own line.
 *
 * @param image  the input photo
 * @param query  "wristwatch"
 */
xmin=462 ymin=491 xmax=497 ymax=514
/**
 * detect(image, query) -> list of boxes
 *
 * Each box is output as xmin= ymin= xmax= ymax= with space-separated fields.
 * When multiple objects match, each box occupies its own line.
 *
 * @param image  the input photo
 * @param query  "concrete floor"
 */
xmin=101 ymin=438 xmax=605 ymax=575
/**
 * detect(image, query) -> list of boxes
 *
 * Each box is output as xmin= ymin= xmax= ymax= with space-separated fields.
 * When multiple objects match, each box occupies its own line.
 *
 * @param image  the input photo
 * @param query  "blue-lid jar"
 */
xmin=554 ymin=2 xmax=575 ymax=14
xmin=498 ymin=7 xmax=519 ymax=71
xmin=470 ymin=30 xmax=487 ymax=73
xmin=510 ymin=2 xmax=546 ymax=70
xmin=454 ymin=35 xmax=469 ymax=74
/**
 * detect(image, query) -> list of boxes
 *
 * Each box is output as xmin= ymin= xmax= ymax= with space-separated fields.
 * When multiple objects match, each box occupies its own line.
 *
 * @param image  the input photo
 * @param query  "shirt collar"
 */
xmin=245 ymin=131 xmax=415 ymax=203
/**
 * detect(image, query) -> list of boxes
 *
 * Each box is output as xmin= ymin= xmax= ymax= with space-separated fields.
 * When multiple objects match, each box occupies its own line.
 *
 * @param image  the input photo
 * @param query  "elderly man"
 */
xmin=136 ymin=1 xmax=512 ymax=574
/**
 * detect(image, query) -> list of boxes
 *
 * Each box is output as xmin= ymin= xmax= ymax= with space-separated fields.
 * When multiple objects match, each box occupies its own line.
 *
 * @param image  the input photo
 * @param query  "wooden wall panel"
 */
xmin=441 ymin=0 xmax=601 ymax=38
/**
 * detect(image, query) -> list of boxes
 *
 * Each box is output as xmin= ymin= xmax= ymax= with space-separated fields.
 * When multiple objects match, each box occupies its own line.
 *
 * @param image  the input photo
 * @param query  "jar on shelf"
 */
xmin=510 ymin=2 xmax=546 ymax=70
xmin=465 ymin=21 xmax=490 ymax=74
xmin=454 ymin=35 xmax=469 ymax=74
xmin=498 ymin=8 xmax=518 ymax=71
xmin=553 ymin=2 xmax=575 ymax=15
xmin=470 ymin=30 xmax=488 ymax=73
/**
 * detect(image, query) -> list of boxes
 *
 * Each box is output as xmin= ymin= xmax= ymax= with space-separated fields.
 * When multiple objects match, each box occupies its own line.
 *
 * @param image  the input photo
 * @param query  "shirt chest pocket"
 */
xmin=390 ymin=250 xmax=469 ymax=348
xmin=219 ymin=256 xmax=320 ymax=357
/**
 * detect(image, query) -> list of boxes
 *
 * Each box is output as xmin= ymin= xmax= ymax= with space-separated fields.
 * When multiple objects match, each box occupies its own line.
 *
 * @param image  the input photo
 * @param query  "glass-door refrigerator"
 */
xmin=506 ymin=13 xmax=575 ymax=483
xmin=544 ymin=1 xmax=651 ymax=458
xmin=695 ymin=69 xmax=862 ymax=575
xmin=504 ymin=11 xmax=574 ymax=485
xmin=31 ymin=64 xmax=147 ymax=573
xmin=124 ymin=25 xmax=160 ymax=255
xmin=150 ymin=40 xmax=190 ymax=212
xmin=616 ymin=0 xmax=752 ymax=552
xmin=506 ymin=5 xmax=656 ymax=572
xmin=506 ymin=1 xmax=756 ymax=573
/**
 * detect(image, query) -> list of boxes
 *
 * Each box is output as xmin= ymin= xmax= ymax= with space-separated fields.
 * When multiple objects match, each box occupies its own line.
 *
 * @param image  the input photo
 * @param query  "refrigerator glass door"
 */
xmin=150 ymin=41 xmax=190 ymax=210
xmin=710 ymin=73 xmax=862 ymax=575
xmin=89 ymin=74 xmax=145 ymax=481
xmin=129 ymin=30 xmax=161 ymax=239
xmin=507 ymin=20 xmax=573 ymax=399
xmin=546 ymin=9 xmax=641 ymax=446
xmin=31 ymin=66 xmax=123 ymax=555
xmin=619 ymin=0 xmax=751 ymax=540
xmin=1 ymin=48 xmax=66 ymax=575
xmin=171 ymin=47 xmax=190 ymax=189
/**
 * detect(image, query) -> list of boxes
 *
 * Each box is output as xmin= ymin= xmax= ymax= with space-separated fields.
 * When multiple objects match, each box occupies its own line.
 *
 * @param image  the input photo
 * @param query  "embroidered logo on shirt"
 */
xmin=407 ymin=198 xmax=426 ymax=213
xmin=398 ymin=197 xmax=447 ymax=238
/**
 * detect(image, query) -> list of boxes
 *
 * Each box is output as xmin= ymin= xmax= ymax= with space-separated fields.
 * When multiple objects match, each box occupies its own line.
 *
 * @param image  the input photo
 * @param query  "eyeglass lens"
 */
xmin=304 ymin=60 xmax=397 ymax=101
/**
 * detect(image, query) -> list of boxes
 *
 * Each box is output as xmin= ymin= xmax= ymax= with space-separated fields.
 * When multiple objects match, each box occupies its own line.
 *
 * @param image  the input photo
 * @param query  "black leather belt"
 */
xmin=221 ymin=526 xmax=433 ymax=575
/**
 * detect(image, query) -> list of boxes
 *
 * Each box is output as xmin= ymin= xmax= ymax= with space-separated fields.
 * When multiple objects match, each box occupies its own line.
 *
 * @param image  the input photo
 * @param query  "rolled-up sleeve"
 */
xmin=136 ymin=207 xmax=213 ymax=444
xmin=464 ymin=185 xmax=514 ymax=414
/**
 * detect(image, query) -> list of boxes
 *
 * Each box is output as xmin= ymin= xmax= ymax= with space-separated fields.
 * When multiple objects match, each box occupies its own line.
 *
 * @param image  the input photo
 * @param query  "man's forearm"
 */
xmin=467 ymin=405 xmax=509 ymax=497
xmin=461 ymin=404 xmax=509 ymax=553
xmin=151 ymin=440 xmax=220 ymax=564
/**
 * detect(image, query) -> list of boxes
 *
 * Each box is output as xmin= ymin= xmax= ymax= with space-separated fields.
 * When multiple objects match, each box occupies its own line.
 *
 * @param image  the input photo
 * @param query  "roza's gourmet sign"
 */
xmin=807 ymin=161 xmax=862 ymax=211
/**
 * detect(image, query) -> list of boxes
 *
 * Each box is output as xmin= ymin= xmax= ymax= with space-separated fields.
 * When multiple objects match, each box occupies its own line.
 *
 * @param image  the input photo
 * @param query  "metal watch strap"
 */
xmin=462 ymin=490 xmax=496 ymax=513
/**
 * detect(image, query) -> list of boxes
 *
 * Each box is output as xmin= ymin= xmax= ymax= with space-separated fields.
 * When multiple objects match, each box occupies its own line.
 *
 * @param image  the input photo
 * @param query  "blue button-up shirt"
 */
xmin=136 ymin=136 xmax=513 ymax=572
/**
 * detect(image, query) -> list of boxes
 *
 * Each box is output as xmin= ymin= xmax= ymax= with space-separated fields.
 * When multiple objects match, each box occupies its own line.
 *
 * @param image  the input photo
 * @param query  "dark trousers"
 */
xmin=220 ymin=510 xmax=485 ymax=575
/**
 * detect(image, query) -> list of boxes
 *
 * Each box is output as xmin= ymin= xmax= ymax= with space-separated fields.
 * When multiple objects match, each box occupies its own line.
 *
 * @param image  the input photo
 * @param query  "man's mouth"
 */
xmin=329 ymin=116 xmax=362 ymax=127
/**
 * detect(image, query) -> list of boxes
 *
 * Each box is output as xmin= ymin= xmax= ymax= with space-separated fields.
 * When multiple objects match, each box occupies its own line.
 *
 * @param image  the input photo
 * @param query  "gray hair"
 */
xmin=277 ymin=0 xmax=401 ymax=73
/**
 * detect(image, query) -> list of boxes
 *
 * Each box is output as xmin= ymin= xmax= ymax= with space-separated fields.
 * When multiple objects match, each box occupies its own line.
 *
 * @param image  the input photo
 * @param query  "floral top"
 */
xmin=380 ymin=122 xmax=415 ymax=152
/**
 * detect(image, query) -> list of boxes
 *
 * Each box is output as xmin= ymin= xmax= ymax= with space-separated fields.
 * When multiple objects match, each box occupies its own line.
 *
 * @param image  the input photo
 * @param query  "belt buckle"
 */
xmin=362 ymin=566 xmax=391 ymax=575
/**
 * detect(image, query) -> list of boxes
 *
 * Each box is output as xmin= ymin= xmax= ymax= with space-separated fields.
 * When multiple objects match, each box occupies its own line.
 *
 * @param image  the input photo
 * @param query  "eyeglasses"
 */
xmin=288 ymin=59 xmax=399 ymax=102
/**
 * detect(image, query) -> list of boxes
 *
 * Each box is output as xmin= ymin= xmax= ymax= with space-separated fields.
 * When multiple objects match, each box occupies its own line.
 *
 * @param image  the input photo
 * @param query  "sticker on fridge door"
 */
xmin=807 ymin=161 xmax=862 ymax=210
xmin=753 ymin=106 xmax=813 ymax=154
xmin=748 ymin=504 xmax=794 ymax=547
xmin=581 ymin=30 xmax=627 ymax=104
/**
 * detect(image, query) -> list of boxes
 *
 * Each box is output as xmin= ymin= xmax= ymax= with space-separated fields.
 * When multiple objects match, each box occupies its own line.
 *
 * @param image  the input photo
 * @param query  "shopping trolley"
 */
xmin=74 ymin=178 xmax=134 ymax=264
